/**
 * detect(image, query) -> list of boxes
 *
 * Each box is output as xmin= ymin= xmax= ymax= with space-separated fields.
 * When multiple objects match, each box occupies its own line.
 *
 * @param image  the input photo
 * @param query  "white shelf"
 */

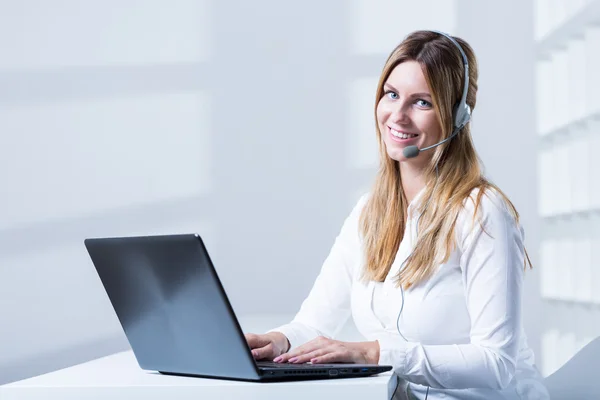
xmin=537 ymin=133 xmax=600 ymax=219
xmin=540 ymin=232 xmax=600 ymax=305
xmin=536 ymin=0 xmax=600 ymax=315
xmin=537 ymin=111 xmax=600 ymax=144
xmin=536 ymin=25 xmax=600 ymax=136
xmin=542 ymin=297 xmax=600 ymax=308
xmin=540 ymin=209 xmax=600 ymax=228
xmin=541 ymin=212 xmax=597 ymax=223
xmin=536 ymin=0 xmax=600 ymax=59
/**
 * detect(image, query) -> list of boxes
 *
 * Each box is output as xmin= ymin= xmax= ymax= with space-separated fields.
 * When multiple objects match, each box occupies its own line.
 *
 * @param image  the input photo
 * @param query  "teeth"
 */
xmin=391 ymin=128 xmax=417 ymax=139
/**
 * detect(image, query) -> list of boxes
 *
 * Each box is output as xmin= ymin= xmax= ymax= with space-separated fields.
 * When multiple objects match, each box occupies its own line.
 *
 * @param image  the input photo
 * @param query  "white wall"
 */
xmin=1 ymin=0 xmax=555 ymax=385
xmin=0 ymin=0 xmax=215 ymax=384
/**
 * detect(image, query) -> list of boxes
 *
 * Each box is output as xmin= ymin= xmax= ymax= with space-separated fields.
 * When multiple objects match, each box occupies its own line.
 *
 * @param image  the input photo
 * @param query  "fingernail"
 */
xmin=289 ymin=357 xmax=297 ymax=363
xmin=273 ymin=356 xmax=282 ymax=362
xmin=252 ymin=351 xmax=257 ymax=358
xmin=311 ymin=358 xmax=318 ymax=363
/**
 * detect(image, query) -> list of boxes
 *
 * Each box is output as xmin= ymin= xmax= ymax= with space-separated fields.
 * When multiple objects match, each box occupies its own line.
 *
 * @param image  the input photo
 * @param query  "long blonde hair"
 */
xmin=360 ymin=30 xmax=532 ymax=289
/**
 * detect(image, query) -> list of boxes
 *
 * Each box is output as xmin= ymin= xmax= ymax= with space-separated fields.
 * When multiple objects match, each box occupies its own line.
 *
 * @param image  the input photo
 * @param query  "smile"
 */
xmin=388 ymin=127 xmax=419 ymax=142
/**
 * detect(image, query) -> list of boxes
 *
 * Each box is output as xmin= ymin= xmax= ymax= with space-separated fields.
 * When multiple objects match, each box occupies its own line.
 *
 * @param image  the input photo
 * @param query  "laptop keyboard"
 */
xmin=257 ymin=361 xmax=339 ymax=369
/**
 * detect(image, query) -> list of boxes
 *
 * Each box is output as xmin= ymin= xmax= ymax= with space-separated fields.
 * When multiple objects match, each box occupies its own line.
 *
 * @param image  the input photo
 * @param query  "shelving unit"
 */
xmin=534 ymin=0 xmax=600 ymax=377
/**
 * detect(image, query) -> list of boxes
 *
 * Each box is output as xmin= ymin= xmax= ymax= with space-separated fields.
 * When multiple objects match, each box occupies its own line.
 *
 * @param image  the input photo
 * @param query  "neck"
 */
xmin=399 ymin=161 xmax=428 ymax=204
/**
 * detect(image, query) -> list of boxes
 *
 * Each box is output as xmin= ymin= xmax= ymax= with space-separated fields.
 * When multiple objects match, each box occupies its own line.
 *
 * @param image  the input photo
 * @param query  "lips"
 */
xmin=389 ymin=127 xmax=419 ymax=138
xmin=388 ymin=127 xmax=419 ymax=143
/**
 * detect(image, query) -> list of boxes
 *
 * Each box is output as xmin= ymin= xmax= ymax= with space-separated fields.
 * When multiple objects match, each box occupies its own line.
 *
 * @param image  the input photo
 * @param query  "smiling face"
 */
xmin=377 ymin=60 xmax=443 ymax=164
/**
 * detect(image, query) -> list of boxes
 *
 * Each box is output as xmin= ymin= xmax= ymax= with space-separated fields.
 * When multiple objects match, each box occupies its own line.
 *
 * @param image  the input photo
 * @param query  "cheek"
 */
xmin=376 ymin=102 xmax=388 ymax=126
xmin=417 ymin=113 xmax=442 ymax=139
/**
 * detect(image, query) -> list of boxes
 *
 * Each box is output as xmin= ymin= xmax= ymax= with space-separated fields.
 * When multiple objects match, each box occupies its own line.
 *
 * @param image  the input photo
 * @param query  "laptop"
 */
xmin=84 ymin=233 xmax=392 ymax=381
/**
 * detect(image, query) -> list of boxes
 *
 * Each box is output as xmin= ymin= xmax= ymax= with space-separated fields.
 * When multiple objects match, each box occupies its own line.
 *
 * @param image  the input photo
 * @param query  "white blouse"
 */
xmin=270 ymin=188 xmax=550 ymax=400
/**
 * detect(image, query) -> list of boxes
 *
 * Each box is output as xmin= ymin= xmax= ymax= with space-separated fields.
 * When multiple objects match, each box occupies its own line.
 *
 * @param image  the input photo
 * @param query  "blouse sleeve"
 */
xmin=268 ymin=194 xmax=368 ymax=349
xmin=377 ymin=189 xmax=525 ymax=390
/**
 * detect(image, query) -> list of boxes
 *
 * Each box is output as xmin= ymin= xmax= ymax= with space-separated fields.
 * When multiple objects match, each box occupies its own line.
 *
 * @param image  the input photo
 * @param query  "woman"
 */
xmin=245 ymin=30 xmax=549 ymax=399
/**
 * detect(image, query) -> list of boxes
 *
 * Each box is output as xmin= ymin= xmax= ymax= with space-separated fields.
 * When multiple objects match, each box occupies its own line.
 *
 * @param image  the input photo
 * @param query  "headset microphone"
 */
xmin=403 ymin=125 xmax=463 ymax=158
xmin=403 ymin=145 xmax=421 ymax=159
xmin=402 ymin=30 xmax=471 ymax=159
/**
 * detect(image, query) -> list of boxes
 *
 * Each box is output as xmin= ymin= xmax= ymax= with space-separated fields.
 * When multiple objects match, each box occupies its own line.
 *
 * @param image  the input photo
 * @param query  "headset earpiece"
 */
xmin=453 ymin=102 xmax=472 ymax=131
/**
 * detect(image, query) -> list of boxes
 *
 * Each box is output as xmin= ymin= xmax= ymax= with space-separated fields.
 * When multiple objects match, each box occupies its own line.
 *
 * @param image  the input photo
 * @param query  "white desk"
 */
xmin=0 ymin=351 xmax=396 ymax=400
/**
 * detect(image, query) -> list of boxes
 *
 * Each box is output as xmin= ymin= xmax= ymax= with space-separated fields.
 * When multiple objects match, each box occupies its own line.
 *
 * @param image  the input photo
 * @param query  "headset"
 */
xmin=391 ymin=30 xmax=471 ymax=400
xmin=402 ymin=30 xmax=472 ymax=159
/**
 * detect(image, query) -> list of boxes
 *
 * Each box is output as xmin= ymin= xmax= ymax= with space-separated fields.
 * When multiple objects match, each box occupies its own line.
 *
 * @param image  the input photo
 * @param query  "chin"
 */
xmin=386 ymin=149 xmax=407 ymax=163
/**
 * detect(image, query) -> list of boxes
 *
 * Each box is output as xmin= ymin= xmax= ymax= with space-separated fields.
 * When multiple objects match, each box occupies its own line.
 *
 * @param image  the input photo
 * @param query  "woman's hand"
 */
xmin=273 ymin=336 xmax=380 ymax=365
xmin=245 ymin=332 xmax=290 ymax=360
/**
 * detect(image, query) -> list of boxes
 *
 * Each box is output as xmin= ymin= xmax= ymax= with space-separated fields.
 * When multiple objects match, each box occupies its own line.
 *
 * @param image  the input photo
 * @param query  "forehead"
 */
xmin=385 ymin=60 xmax=430 ymax=93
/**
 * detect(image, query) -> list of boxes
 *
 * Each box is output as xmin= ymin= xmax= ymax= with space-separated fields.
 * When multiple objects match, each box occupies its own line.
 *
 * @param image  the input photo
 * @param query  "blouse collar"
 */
xmin=406 ymin=186 xmax=427 ymax=215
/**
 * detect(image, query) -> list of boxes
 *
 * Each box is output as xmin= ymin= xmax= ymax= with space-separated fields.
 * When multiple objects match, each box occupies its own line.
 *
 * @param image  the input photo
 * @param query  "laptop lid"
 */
xmin=85 ymin=233 xmax=261 ymax=381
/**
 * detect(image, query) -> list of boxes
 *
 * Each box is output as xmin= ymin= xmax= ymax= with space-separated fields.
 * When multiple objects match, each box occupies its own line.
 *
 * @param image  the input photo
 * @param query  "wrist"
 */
xmin=366 ymin=340 xmax=380 ymax=364
xmin=266 ymin=332 xmax=290 ymax=354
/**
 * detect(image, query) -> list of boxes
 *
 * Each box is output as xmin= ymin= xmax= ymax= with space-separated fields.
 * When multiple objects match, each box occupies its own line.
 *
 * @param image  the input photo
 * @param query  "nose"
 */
xmin=389 ymin=102 xmax=411 ymax=125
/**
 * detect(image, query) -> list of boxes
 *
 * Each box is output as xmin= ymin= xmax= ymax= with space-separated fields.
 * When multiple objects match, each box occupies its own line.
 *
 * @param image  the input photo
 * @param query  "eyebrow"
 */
xmin=384 ymin=83 xmax=432 ymax=99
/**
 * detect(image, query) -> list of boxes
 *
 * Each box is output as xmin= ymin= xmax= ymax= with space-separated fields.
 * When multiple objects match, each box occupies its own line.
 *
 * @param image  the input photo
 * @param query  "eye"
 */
xmin=384 ymin=90 xmax=398 ymax=100
xmin=415 ymin=99 xmax=432 ymax=108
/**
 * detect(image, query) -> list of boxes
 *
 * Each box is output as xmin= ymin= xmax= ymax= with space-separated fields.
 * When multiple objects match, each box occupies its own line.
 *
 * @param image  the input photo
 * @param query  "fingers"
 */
xmin=287 ymin=347 xmax=331 ymax=364
xmin=251 ymin=343 xmax=275 ymax=360
xmin=245 ymin=333 xmax=270 ymax=349
xmin=273 ymin=337 xmax=360 ymax=364
xmin=311 ymin=350 xmax=348 ymax=364
xmin=246 ymin=333 xmax=278 ymax=360
xmin=274 ymin=336 xmax=329 ymax=363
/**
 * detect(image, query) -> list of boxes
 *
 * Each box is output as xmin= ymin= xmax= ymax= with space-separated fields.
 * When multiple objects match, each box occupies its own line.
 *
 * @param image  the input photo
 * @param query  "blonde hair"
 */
xmin=360 ymin=30 xmax=532 ymax=289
